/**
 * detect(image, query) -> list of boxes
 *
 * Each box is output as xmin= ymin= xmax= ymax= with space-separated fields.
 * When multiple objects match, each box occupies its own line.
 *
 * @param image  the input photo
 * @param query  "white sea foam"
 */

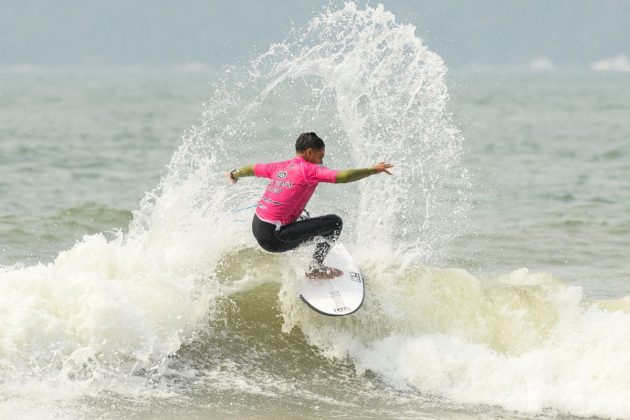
xmin=284 ymin=261 xmax=630 ymax=418
xmin=2 ymin=3 xmax=629 ymax=419
xmin=528 ymin=56 xmax=556 ymax=72
xmin=591 ymin=54 xmax=630 ymax=72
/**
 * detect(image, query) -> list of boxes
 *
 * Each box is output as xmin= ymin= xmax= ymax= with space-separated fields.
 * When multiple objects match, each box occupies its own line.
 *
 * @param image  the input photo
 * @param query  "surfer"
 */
xmin=227 ymin=132 xmax=393 ymax=279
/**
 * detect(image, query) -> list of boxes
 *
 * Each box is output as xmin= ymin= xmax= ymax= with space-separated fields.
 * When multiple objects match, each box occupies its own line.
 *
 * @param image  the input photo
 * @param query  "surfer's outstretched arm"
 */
xmin=335 ymin=162 xmax=393 ymax=183
xmin=226 ymin=165 xmax=254 ymax=183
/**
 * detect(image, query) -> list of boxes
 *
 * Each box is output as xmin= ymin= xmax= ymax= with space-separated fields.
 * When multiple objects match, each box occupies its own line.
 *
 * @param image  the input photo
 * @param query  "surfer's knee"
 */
xmin=326 ymin=214 xmax=343 ymax=232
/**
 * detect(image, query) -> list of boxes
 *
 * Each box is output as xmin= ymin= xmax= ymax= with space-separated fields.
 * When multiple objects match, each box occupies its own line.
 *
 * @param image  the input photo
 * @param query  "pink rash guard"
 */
xmin=253 ymin=156 xmax=338 ymax=226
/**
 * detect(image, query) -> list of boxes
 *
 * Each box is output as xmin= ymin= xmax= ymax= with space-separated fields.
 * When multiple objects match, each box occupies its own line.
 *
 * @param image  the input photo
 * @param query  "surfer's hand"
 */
xmin=225 ymin=171 xmax=237 ymax=184
xmin=373 ymin=162 xmax=393 ymax=175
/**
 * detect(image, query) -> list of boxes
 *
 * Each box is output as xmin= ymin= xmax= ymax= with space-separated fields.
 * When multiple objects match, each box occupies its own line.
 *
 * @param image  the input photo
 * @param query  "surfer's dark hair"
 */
xmin=295 ymin=132 xmax=325 ymax=152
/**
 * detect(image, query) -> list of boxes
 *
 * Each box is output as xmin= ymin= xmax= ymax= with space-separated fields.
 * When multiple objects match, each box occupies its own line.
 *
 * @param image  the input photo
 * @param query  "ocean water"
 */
xmin=2 ymin=3 xmax=630 ymax=419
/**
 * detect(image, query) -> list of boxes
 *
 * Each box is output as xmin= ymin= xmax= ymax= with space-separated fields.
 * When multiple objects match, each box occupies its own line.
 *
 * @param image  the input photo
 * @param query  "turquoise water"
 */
xmin=2 ymin=5 xmax=630 ymax=419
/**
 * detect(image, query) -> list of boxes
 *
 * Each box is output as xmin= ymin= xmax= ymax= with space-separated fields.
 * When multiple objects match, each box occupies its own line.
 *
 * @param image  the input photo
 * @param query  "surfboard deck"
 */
xmin=299 ymin=243 xmax=364 ymax=316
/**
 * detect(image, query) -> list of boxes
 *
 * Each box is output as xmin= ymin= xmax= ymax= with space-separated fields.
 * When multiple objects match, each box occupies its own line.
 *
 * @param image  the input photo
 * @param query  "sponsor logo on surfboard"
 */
xmin=299 ymin=243 xmax=364 ymax=317
xmin=349 ymin=272 xmax=362 ymax=283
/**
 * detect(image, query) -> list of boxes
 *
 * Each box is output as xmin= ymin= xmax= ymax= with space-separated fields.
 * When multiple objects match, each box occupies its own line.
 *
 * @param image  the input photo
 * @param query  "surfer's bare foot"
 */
xmin=305 ymin=266 xmax=343 ymax=279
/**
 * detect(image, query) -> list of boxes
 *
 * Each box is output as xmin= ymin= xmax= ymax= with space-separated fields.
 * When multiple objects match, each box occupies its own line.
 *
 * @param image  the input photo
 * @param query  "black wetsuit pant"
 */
xmin=252 ymin=214 xmax=343 ymax=266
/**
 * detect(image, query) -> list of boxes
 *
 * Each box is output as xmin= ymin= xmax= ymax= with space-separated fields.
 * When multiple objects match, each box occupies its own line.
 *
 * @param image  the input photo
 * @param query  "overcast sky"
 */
xmin=1 ymin=0 xmax=629 ymax=71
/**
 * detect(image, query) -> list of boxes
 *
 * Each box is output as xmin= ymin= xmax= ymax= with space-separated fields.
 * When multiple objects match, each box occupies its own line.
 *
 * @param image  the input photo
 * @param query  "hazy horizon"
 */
xmin=1 ymin=0 xmax=630 ymax=73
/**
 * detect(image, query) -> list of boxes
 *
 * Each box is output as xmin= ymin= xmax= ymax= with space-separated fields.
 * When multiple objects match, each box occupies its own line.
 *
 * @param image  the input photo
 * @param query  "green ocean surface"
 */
xmin=1 ymin=14 xmax=630 ymax=414
xmin=2 ymin=71 xmax=628 ymax=296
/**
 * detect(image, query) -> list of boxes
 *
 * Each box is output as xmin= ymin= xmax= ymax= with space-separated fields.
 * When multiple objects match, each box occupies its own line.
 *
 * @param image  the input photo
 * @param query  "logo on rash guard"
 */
xmin=277 ymin=171 xmax=287 ymax=178
xmin=262 ymin=196 xmax=282 ymax=206
xmin=273 ymin=180 xmax=293 ymax=188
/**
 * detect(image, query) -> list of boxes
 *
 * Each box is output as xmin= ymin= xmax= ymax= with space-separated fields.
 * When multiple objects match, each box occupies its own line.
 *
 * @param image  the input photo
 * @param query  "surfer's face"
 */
xmin=303 ymin=147 xmax=325 ymax=164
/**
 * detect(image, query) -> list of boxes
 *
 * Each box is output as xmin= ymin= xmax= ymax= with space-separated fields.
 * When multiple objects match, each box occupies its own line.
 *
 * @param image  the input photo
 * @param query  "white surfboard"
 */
xmin=299 ymin=243 xmax=364 ymax=316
